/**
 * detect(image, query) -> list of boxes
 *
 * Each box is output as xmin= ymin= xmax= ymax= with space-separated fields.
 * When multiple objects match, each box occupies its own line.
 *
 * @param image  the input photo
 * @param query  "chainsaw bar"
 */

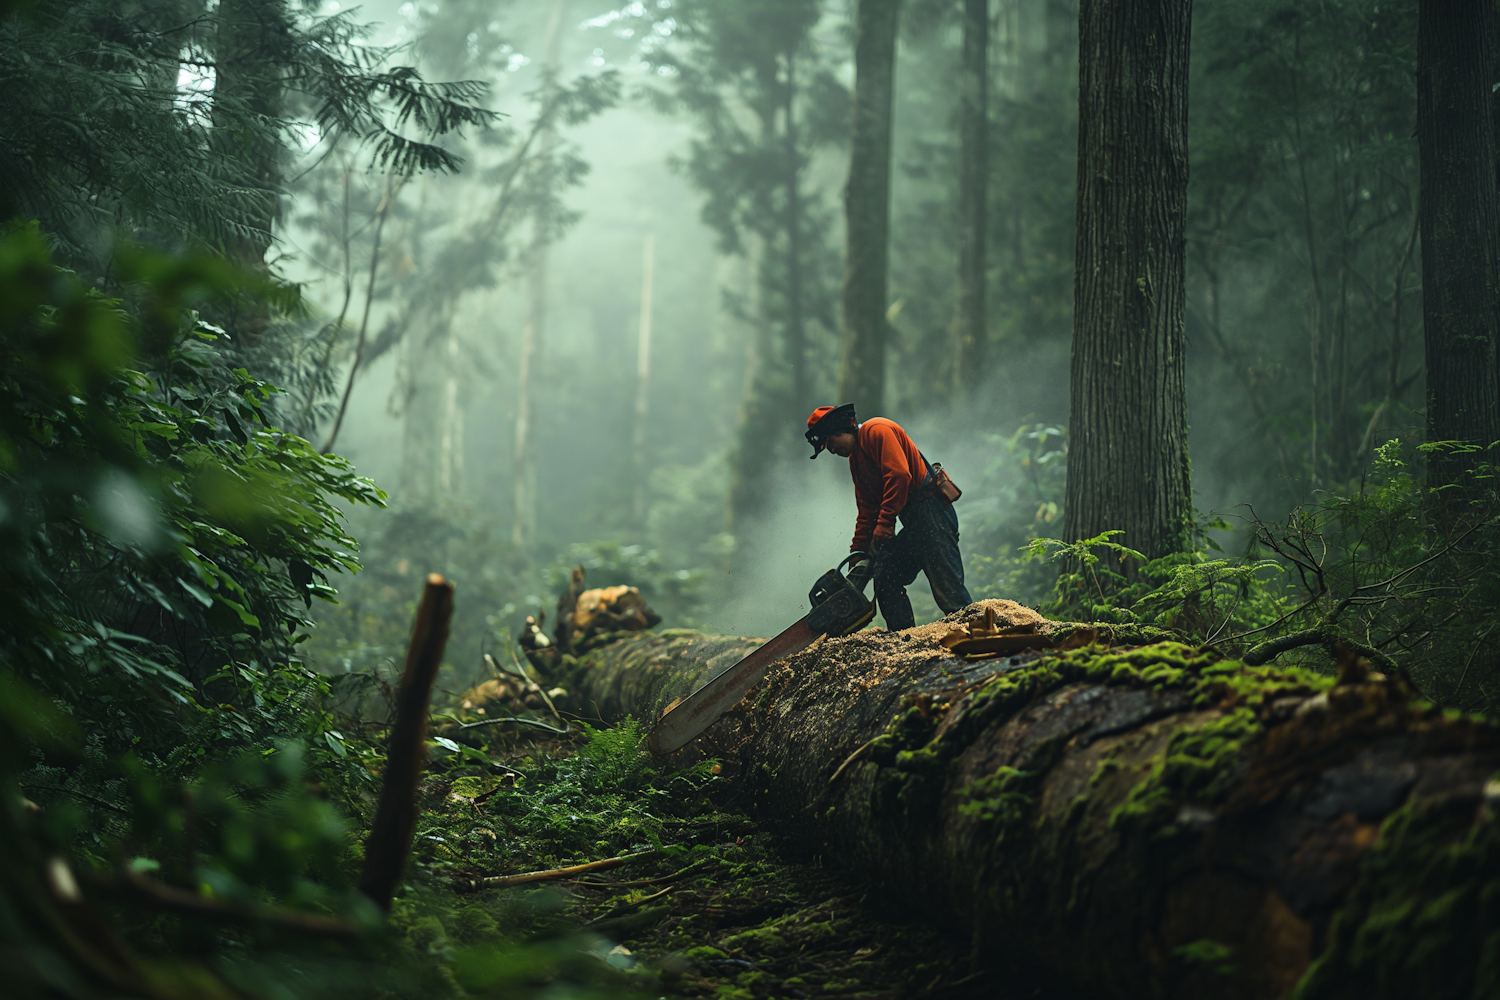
xmin=646 ymin=617 xmax=821 ymax=755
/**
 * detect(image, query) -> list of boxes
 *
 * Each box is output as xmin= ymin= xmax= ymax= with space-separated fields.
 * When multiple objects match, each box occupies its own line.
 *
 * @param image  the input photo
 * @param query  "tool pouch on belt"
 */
xmin=916 ymin=450 xmax=961 ymax=503
xmin=928 ymin=463 xmax=961 ymax=503
xmin=917 ymin=451 xmax=962 ymax=504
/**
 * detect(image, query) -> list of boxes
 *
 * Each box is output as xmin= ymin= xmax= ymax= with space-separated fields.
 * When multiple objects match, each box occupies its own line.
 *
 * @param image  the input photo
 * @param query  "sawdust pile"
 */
xmin=782 ymin=599 xmax=1049 ymax=696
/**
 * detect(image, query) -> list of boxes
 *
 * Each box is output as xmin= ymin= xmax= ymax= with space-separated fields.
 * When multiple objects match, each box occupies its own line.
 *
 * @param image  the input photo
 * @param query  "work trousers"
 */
xmin=873 ymin=491 xmax=973 ymax=631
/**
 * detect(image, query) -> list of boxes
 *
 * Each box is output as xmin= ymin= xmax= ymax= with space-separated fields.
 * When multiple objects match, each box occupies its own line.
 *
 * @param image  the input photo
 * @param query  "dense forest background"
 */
xmin=7 ymin=0 xmax=1500 ymax=996
xmin=294 ymin=0 xmax=1435 ymax=649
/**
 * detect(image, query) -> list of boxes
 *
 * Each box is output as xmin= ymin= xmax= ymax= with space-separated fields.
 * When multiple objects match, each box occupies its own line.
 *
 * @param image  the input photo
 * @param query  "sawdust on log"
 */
xmin=763 ymin=599 xmax=1047 ymax=697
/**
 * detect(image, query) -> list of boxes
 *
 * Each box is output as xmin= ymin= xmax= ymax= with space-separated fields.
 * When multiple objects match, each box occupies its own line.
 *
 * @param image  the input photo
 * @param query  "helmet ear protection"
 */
xmin=805 ymin=403 xmax=857 ymax=459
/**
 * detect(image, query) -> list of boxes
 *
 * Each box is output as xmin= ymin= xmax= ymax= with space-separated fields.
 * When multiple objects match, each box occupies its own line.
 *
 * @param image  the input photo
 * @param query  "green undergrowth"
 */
xmin=387 ymin=717 xmax=1004 ymax=1000
xmin=409 ymin=717 xmax=720 ymax=875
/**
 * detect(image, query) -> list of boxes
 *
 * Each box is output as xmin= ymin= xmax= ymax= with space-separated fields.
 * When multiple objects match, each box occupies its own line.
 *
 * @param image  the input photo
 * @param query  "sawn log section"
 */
xmin=566 ymin=600 xmax=1500 ymax=1000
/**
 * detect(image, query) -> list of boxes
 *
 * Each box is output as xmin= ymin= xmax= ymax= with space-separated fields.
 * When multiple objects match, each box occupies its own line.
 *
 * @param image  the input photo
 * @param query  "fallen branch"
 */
xmin=85 ymin=869 xmax=363 ymax=940
xmin=472 ymin=851 xmax=657 ymax=889
xmin=1242 ymin=627 xmax=1398 ymax=672
xmin=23 ymin=784 xmax=130 ymax=815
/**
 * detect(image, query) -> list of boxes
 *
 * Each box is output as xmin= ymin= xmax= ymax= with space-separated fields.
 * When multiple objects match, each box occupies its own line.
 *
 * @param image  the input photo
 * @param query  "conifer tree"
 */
xmin=653 ymin=0 xmax=847 ymax=531
xmin=838 ymin=0 xmax=902 ymax=417
xmin=1416 ymin=0 xmax=1500 ymax=491
xmin=1062 ymin=0 xmax=1193 ymax=566
xmin=951 ymin=0 xmax=989 ymax=393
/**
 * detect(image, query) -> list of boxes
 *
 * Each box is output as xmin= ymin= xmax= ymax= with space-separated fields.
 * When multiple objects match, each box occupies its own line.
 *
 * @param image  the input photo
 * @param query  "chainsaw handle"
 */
xmin=838 ymin=551 xmax=870 ymax=576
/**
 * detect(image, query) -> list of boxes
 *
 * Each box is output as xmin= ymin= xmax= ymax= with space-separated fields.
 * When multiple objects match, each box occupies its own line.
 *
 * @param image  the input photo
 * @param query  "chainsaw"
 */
xmin=646 ymin=554 xmax=876 ymax=755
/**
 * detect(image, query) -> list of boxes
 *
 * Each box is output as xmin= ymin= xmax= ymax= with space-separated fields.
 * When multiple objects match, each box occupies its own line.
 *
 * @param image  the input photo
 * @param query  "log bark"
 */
xmin=564 ymin=601 xmax=1500 ymax=1000
xmin=1063 ymin=0 xmax=1193 ymax=563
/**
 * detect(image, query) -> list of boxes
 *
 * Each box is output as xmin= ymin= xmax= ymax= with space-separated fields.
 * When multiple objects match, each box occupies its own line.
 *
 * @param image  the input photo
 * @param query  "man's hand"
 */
xmin=846 ymin=553 xmax=874 ymax=592
xmin=870 ymin=533 xmax=892 ymax=556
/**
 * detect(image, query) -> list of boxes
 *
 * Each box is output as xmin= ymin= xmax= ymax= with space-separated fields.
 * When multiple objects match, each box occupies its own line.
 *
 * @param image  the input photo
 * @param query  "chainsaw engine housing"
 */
xmin=806 ymin=565 xmax=875 ymax=637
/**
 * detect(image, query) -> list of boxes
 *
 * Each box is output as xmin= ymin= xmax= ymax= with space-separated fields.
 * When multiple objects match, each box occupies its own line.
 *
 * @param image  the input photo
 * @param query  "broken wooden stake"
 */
xmin=359 ymin=573 xmax=455 ymax=912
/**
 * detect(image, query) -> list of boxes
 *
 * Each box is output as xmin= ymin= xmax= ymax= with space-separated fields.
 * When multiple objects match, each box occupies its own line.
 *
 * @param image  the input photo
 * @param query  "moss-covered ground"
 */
xmin=395 ymin=715 xmax=1056 ymax=1000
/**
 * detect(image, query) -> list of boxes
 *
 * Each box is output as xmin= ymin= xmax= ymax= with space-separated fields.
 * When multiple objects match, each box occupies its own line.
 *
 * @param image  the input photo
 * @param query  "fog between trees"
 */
xmin=9 ymin=1 xmax=1500 ymax=995
xmin=284 ymin=0 xmax=1429 ymax=668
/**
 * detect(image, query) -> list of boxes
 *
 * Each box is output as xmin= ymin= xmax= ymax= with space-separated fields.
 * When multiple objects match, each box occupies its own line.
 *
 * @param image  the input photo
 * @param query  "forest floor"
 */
xmin=401 ymin=718 xmax=1065 ymax=1000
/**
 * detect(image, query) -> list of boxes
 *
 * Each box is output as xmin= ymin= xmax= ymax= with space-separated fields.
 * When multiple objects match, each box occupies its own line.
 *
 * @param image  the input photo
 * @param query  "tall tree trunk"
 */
xmin=213 ymin=0 xmax=288 ymax=347
xmin=728 ymin=236 xmax=780 ymax=533
xmin=783 ymin=57 xmax=809 ymax=415
xmin=837 ymin=0 xmax=901 ymax=417
xmin=1417 ymin=0 xmax=1500 ymax=492
xmin=952 ymin=0 xmax=989 ymax=394
xmin=1062 ymin=0 xmax=1193 ymax=565
xmin=560 ymin=617 xmax=1500 ymax=1000
xmin=400 ymin=305 xmax=456 ymax=502
xmin=439 ymin=322 xmax=464 ymax=497
xmin=512 ymin=249 xmax=543 ymax=545
xmin=633 ymin=232 xmax=655 ymax=524
xmin=512 ymin=0 xmax=569 ymax=548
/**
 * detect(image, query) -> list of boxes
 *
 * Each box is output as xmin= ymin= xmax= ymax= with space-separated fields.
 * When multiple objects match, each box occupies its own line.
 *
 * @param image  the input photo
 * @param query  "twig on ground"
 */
xmin=828 ymin=739 xmax=877 ymax=786
xmin=507 ymin=647 xmax=563 ymax=720
xmin=584 ymin=884 xmax=675 ymax=926
xmin=473 ymin=851 xmax=658 ymax=889
xmin=571 ymin=858 xmax=716 ymax=888
xmin=459 ymin=716 xmax=570 ymax=735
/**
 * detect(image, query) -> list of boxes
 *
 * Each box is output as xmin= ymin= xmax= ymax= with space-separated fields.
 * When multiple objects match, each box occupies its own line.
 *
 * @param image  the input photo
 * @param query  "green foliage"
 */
xmin=0 ymin=224 xmax=403 ymax=993
xmin=1 ymin=0 xmax=497 ymax=267
xmin=999 ymin=436 xmax=1500 ymax=713
xmin=126 ymin=740 xmax=374 ymax=920
xmin=964 ymin=423 xmax=1069 ymax=607
xmin=0 ymin=224 xmax=384 ymax=760
xmin=410 ymin=719 xmax=718 ymax=873
xmin=1234 ymin=442 xmax=1500 ymax=707
xmin=1023 ymin=523 xmax=1285 ymax=641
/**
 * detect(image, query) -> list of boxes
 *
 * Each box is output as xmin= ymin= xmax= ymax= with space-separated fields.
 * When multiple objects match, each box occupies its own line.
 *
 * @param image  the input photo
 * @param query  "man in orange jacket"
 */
xmin=805 ymin=403 xmax=972 ymax=631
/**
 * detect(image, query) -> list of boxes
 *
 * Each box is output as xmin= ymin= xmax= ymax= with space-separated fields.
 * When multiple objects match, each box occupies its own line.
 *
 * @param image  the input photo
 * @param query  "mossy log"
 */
xmin=563 ymin=600 xmax=1500 ymax=1000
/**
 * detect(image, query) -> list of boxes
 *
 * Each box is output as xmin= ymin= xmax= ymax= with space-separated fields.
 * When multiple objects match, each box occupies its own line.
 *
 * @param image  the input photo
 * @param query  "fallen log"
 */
xmin=562 ymin=600 xmax=1500 ymax=1000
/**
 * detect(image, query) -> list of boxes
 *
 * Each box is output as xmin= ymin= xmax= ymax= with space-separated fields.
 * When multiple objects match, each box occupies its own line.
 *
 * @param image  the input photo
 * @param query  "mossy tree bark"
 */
xmin=1417 ymin=0 xmax=1500 ymax=492
xmin=837 ymin=0 xmax=901 ymax=418
xmin=565 ymin=606 xmax=1500 ymax=1000
xmin=1062 ymin=0 xmax=1193 ymax=564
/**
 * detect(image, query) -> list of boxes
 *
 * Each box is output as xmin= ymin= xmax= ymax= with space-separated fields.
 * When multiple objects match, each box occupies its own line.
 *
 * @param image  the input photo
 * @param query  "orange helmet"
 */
xmin=805 ymin=403 xmax=856 ymax=459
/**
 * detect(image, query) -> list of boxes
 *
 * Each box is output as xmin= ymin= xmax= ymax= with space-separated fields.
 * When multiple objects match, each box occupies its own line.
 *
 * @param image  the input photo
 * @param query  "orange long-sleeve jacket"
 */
xmin=848 ymin=417 xmax=929 ymax=553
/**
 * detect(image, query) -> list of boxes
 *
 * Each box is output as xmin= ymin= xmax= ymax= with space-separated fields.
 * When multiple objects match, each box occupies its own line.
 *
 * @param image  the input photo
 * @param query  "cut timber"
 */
xmin=565 ymin=600 xmax=1500 ymax=1000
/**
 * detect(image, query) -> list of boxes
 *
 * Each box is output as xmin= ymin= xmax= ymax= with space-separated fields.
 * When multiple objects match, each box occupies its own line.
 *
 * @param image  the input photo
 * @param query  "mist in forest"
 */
xmin=260 ymin=0 xmax=1426 ymax=663
xmin=20 ymin=0 xmax=1500 ymax=990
